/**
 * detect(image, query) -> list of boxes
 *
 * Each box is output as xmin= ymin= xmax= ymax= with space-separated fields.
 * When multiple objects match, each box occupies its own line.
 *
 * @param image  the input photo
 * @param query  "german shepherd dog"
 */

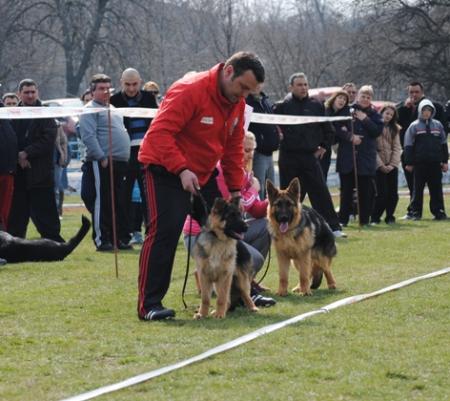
xmin=266 ymin=178 xmax=337 ymax=296
xmin=0 ymin=216 xmax=91 ymax=263
xmin=193 ymin=198 xmax=258 ymax=319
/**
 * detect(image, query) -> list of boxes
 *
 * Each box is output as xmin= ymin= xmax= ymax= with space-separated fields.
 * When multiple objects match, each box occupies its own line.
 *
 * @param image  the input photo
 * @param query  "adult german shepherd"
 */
xmin=0 ymin=216 xmax=91 ymax=263
xmin=193 ymin=198 xmax=258 ymax=319
xmin=266 ymin=178 xmax=337 ymax=296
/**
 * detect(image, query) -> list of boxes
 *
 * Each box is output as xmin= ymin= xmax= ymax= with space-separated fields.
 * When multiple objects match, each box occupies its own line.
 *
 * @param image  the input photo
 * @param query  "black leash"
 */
xmin=182 ymin=194 xmax=194 ymax=309
xmin=256 ymin=245 xmax=271 ymax=285
xmin=181 ymin=190 xmax=210 ymax=309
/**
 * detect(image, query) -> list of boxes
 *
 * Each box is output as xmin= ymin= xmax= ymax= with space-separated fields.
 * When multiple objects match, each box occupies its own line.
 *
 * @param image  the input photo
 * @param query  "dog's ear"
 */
xmin=266 ymin=179 xmax=278 ymax=204
xmin=212 ymin=197 xmax=227 ymax=214
xmin=286 ymin=178 xmax=301 ymax=202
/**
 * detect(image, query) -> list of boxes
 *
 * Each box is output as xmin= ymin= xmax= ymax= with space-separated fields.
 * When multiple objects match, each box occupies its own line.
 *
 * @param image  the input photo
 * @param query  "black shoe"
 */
xmin=385 ymin=217 xmax=396 ymax=224
xmin=0 ymin=258 xmax=7 ymax=266
xmin=142 ymin=306 xmax=175 ymax=321
xmin=118 ymin=241 xmax=133 ymax=250
xmin=96 ymin=242 xmax=113 ymax=252
xmin=252 ymin=294 xmax=276 ymax=307
xmin=433 ymin=213 xmax=447 ymax=221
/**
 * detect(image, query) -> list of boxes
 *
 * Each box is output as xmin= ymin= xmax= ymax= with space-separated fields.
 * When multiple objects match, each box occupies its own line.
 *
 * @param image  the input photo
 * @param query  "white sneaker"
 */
xmin=130 ymin=231 xmax=143 ymax=245
xmin=333 ymin=230 xmax=347 ymax=238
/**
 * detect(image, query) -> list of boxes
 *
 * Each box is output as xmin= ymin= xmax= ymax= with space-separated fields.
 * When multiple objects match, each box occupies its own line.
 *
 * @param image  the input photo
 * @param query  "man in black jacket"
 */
xmin=110 ymin=68 xmax=158 ymax=244
xmin=274 ymin=73 xmax=345 ymax=238
xmin=8 ymin=79 xmax=63 ymax=242
xmin=396 ymin=81 xmax=446 ymax=219
xmin=0 ymin=102 xmax=17 ymax=232
xmin=246 ymin=88 xmax=280 ymax=199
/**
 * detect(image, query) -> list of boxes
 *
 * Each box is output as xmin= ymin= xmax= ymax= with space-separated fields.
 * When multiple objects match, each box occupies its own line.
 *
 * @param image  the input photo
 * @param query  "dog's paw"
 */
xmin=250 ymin=306 xmax=259 ymax=312
xmin=292 ymin=284 xmax=301 ymax=293
xmin=300 ymin=289 xmax=313 ymax=296
xmin=194 ymin=312 xmax=205 ymax=320
xmin=276 ymin=288 xmax=288 ymax=296
xmin=328 ymin=284 xmax=337 ymax=290
xmin=211 ymin=310 xmax=225 ymax=319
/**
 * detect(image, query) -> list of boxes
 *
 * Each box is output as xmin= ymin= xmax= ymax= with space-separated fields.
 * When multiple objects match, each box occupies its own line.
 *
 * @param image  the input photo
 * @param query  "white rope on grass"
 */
xmin=60 ymin=266 xmax=450 ymax=401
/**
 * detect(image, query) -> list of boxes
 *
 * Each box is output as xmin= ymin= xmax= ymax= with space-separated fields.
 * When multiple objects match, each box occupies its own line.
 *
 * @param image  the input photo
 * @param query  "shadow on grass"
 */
xmin=162 ymin=310 xmax=325 ymax=330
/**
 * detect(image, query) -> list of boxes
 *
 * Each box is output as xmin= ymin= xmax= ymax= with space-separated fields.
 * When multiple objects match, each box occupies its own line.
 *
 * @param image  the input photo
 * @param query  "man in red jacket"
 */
xmin=137 ymin=52 xmax=265 ymax=320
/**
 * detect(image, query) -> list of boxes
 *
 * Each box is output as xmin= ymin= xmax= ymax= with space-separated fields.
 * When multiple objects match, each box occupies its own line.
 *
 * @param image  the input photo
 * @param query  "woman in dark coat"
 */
xmin=335 ymin=85 xmax=383 ymax=226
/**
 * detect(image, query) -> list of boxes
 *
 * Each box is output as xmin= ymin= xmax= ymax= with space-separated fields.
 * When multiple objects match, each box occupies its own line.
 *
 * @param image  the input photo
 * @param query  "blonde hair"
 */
xmin=143 ymin=81 xmax=160 ymax=93
xmin=244 ymin=131 xmax=256 ymax=172
xmin=358 ymin=85 xmax=374 ymax=97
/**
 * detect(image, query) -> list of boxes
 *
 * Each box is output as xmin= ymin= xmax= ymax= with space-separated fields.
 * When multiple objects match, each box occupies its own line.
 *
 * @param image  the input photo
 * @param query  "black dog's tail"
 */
xmin=63 ymin=215 xmax=91 ymax=256
xmin=0 ymin=215 xmax=91 ymax=263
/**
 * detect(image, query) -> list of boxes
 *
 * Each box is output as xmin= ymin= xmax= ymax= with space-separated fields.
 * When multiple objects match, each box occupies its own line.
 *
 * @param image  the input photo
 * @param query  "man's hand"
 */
xmin=385 ymin=165 xmax=394 ymax=173
xmin=100 ymin=158 xmax=108 ymax=168
xmin=442 ymin=163 xmax=448 ymax=173
xmin=179 ymin=169 xmax=200 ymax=194
xmin=354 ymin=110 xmax=367 ymax=121
xmin=58 ymin=155 xmax=67 ymax=167
xmin=351 ymin=135 xmax=362 ymax=145
xmin=314 ymin=146 xmax=326 ymax=159
xmin=405 ymin=165 xmax=414 ymax=173
xmin=378 ymin=165 xmax=389 ymax=174
xmin=405 ymin=97 xmax=413 ymax=108
xmin=18 ymin=151 xmax=30 ymax=169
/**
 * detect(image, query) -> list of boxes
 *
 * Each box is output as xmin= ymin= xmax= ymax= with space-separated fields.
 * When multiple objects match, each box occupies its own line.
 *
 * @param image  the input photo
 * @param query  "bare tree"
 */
xmin=352 ymin=0 xmax=450 ymax=100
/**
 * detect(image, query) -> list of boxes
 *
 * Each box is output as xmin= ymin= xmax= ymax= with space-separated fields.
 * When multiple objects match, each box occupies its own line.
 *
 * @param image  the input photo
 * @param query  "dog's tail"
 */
xmin=62 ymin=215 xmax=91 ymax=257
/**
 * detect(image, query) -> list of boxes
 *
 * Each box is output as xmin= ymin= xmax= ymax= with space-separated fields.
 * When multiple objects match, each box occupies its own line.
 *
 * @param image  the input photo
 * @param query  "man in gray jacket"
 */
xmin=79 ymin=74 xmax=131 ymax=251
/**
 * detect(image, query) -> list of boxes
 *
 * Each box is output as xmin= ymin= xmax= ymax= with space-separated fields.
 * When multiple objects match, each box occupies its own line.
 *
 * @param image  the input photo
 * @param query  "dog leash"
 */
xmin=181 ymin=194 xmax=195 ymax=309
xmin=181 ymin=189 xmax=210 ymax=309
xmin=255 ymin=246 xmax=271 ymax=285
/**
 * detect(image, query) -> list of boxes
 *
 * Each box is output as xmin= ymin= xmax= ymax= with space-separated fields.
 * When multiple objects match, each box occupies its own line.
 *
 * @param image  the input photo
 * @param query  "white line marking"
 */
xmin=60 ymin=266 xmax=450 ymax=401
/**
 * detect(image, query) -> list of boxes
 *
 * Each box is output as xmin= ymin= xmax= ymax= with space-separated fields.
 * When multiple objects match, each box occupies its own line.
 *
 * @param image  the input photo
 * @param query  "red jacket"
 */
xmin=138 ymin=63 xmax=245 ymax=191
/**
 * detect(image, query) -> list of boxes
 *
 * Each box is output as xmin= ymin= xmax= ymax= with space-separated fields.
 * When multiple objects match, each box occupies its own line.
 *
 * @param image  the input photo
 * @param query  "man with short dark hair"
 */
xmin=246 ymin=85 xmax=280 ymax=199
xmin=137 ymin=51 xmax=265 ymax=320
xmin=274 ymin=72 xmax=345 ymax=238
xmin=396 ymin=81 xmax=446 ymax=219
xmin=110 ymin=68 xmax=158 ymax=244
xmin=79 ymin=74 xmax=131 ymax=251
xmin=2 ymin=93 xmax=19 ymax=107
xmin=8 ymin=79 xmax=63 ymax=242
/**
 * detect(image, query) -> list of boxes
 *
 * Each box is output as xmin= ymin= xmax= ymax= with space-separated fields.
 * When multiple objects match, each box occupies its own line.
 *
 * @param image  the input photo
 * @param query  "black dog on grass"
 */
xmin=0 ymin=216 xmax=90 ymax=263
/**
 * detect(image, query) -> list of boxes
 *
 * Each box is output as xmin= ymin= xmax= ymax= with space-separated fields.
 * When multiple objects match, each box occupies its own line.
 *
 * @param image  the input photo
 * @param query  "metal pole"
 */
xmin=106 ymin=94 xmax=119 ymax=278
xmin=351 ymin=118 xmax=362 ymax=228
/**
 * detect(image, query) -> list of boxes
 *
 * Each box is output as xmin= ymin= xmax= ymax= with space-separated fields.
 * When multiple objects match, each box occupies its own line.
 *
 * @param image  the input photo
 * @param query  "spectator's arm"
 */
xmin=79 ymin=111 xmax=106 ymax=161
xmin=439 ymin=123 xmax=449 ymax=163
xmin=403 ymin=125 xmax=416 ymax=165
xmin=389 ymin=133 xmax=402 ymax=168
xmin=361 ymin=113 xmax=383 ymax=138
xmin=24 ymin=118 xmax=57 ymax=159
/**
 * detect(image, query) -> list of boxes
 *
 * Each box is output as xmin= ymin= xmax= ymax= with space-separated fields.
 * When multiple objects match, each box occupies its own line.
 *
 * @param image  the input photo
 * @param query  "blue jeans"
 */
xmin=252 ymin=151 xmax=275 ymax=199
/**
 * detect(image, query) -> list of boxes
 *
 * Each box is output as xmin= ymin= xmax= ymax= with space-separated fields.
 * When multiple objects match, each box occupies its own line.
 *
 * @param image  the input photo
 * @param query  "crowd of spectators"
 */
xmin=0 ymin=52 xmax=448 ymax=317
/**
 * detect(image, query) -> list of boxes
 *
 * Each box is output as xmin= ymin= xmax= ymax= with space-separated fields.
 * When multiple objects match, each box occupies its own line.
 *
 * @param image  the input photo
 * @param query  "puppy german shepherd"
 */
xmin=0 ymin=216 xmax=91 ymax=263
xmin=193 ymin=198 xmax=258 ymax=319
xmin=266 ymin=178 xmax=337 ymax=296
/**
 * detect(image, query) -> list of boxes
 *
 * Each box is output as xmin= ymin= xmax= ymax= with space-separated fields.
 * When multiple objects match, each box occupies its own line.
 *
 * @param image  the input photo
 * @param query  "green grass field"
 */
xmin=1 ymin=197 xmax=449 ymax=401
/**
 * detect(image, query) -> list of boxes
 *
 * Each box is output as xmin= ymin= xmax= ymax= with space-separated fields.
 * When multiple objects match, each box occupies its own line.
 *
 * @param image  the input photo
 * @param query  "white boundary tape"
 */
xmin=0 ymin=106 xmax=351 ymax=125
xmin=60 ymin=266 xmax=450 ymax=401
